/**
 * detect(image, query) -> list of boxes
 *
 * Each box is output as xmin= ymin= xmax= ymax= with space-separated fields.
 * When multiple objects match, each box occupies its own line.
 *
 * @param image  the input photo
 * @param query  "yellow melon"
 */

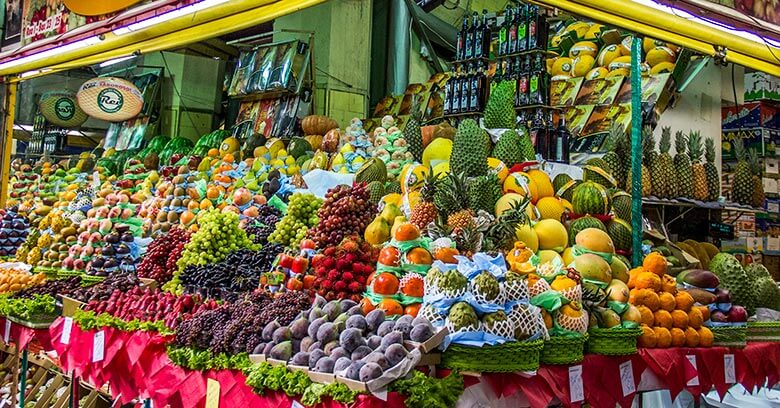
xmin=533 ymin=219 xmax=569 ymax=252
xmin=565 ymin=21 xmax=591 ymax=38
xmin=400 ymin=163 xmax=427 ymax=194
xmin=597 ymin=44 xmax=622 ymax=67
xmin=608 ymin=56 xmax=632 ymax=71
xmin=538 ymin=249 xmax=563 ymax=265
xmin=572 ymin=55 xmax=596 ymax=77
xmin=561 ymin=247 xmax=575 ymax=266
xmin=536 ymin=196 xmax=565 ymax=221
xmin=551 ymin=57 xmax=574 ymax=77
xmin=487 ymin=157 xmax=509 ymax=183
xmin=584 ymin=24 xmax=603 ymax=40
xmin=569 ymin=41 xmax=598 ymax=58
xmin=422 ymin=138 xmax=453 ymax=168
xmin=650 ymin=62 xmax=675 ymax=75
xmin=643 ymin=37 xmax=666 ymax=53
xmin=526 ymin=169 xmax=554 ymax=198
xmin=586 ymin=67 xmax=609 ymax=80
xmin=607 ymin=68 xmax=630 ymax=78
xmin=495 ymin=193 xmax=529 ymax=217
xmin=515 ymin=224 xmax=539 ymax=253
xmin=560 ymin=198 xmax=573 ymax=212
xmin=219 ymin=137 xmax=240 ymax=157
xmin=503 ymin=172 xmax=538 ymax=200
xmin=432 ymin=161 xmax=450 ymax=177
xmin=645 ymin=46 xmax=676 ymax=67
xmin=552 ymin=74 xmax=573 ymax=82
xmin=620 ymin=36 xmax=634 ymax=55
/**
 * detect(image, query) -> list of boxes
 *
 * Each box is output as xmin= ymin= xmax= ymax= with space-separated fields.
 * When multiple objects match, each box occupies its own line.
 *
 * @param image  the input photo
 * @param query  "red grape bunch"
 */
xmin=138 ymin=226 xmax=192 ymax=283
xmin=308 ymin=183 xmax=377 ymax=248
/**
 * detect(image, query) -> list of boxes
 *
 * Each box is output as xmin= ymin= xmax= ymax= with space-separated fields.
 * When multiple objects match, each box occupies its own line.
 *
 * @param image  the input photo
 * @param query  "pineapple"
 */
xmin=652 ymin=126 xmax=676 ymax=199
xmin=748 ymin=148 xmax=765 ymax=208
xmin=731 ymin=139 xmax=754 ymax=205
xmin=409 ymin=169 xmax=440 ymax=231
xmin=404 ymin=111 xmax=424 ymax=162
xmin=436 ymin=172 xmax=475 ymax=230
xmin=674 ymin=131 xmax=693 ymax=198
xmin=627 ymin=126 xmax=654 ymax=197
xmin=704 ymin=138 xmax=720 ymax=201
xmin=689 ymin=131 xmax=708 ymax=201
xmin=602 ymin=124 xmax=628 ymax=189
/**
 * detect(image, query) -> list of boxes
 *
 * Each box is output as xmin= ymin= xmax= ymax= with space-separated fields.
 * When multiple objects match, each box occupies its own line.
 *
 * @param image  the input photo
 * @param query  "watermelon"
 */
xmin=610 ymin=191 xmax=632 ymax=221
xmin=606 ymin=218 xmax=632 ymax=252
xmin=159 ymin=137 xmax=194 ymax=166
xmin=287 ymin=137 xmax=312 ymax=158
xmin=568 ymin=215 xmax=606 ymax=244
xmin=136 ymin=135 xmax=170 ymax=160
xmin=582 ymin=165 xmax=617 ymax=188
xmin=556 ymin=179 xmax=581 ymax=202
xmin=571 ymin=181 xmax=610 ymax=215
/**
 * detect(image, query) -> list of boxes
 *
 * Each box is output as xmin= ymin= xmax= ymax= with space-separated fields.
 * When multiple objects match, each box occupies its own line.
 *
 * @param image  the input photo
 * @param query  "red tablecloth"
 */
xmin=10 ymin=317 xmax=777 ymax=408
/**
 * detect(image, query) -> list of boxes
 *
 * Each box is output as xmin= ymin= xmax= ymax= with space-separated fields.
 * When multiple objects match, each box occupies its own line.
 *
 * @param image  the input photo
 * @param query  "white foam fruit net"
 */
xmin=528 ymin=278 xmax=552 ymax=298
xmin=503 ymin=279 xmax=529 ymax=302
xmin=558 ymin=285 xmax=582 ymax=302
xmin=421 ymin=304 xmax=445 ymax=326
xmin=556 ymin=310 xmax=590 ymax=334
xmin=508 ymin=302 xmax=549 ymax=341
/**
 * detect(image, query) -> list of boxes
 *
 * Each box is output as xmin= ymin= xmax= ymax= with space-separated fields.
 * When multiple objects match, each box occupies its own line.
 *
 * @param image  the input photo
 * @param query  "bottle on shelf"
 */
xmin=554 ymin=115 xmax=571 ymax=164
xmin=470 ymin=62 xmax=487 ymax=112
xmin=528 ymin=53 xmax=547 ymax=106
xmin=516 ymin=55 xmax=530 ymax=107
xmin=474 ymin=10 xmax=485 ymax=59
xmin=465 ymin=12 xmax=478 ymax=60
xmin=444 ymin=74 xmax=454 ymax=115
xmin=457 ymin=16 xmax=469 ymax=61
xmin=459 ymin=65 xmax=471 ymax=113
xmin=498 ymin=5 xmax=511 ymax=56
xmin=530 ymin=108 xmax=548 ymax=159
xmin=508 ymin=5 xmax=518 ymax=55
xmin=528 ymin=4 xmax=548 ymax=51
xmin=517 ymin=3 xmax=528 ymax=53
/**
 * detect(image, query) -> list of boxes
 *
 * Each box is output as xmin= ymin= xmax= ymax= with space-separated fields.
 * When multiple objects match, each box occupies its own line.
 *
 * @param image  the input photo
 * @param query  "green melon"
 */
xmin=606 ymin=218 xmax=632 ymax=252
xmin=552 ymin=173 xmax=573 ymax=194
xmin=571 ymin=181 xmax=610 ymax=215
xmin=367 ymin=181 xmax=385 ymax=204
xmin=568 ymin=215 xmax=606 ymax=244
xmin=287 ymin=137 xmax=312 ymax=158
xmin=355 ymin=158 xmax=388 ymax=184
xmin=611 ymin=190 xmax=632 ymax=221
xmin=557 ymin=179 xmax=582 ymax=202
xmin=384 ymin=180 xmax=402 ymax=194
xmin=582 ymin=165 xmax=618 ymax=188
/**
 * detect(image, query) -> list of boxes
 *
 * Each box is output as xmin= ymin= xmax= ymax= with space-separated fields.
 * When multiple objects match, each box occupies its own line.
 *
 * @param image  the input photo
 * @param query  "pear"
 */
xmin=390 ymin=215 xmax=408 ymax=238
xmin=364 ymin=217 xmax=390 ymax=246
xmin=379 ymin=203 xmax=402 ymax=225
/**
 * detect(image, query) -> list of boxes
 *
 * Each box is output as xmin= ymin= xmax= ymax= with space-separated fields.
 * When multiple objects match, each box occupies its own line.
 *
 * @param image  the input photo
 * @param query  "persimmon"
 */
xmin=434 ymin=247 xmax=460 ymax=263
xmin=400 ymin=275 xmax=424 ymax=297
xmin=360 ymin=297 xmax=375 ymax=314
xmin=404 ymin=303 xmax=422 ymax=317
xmin=378 ymin=246 xmax=401 ymax=267
xmin=393 ymin=222 xmax=420 ymax=242
xmin=406 ymin=247 xmax=433 ymax=265
xmin=377 ymin=298 xmax=403 ymax=316
xmin=372 ymin=272 xmax=400 ymax=295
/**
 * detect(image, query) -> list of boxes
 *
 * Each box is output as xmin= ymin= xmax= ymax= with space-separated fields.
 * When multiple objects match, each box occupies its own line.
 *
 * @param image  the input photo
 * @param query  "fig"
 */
xmin=346 ymin=361 xmax=366 ymax=380
xmin=380 ymin=331 xmax=403 ymax=351
xmin=393 ymin=320 xmax=412 ymax=340
xmin=291 ymin=352 xmax=309 ymax=366
xmin=300 ymin=337 xmax=315 ymax=353
xmin=323 ymin=301 xmax=343 ymax=321
xmin=309 ymin=349 xmax=326 ymax=369
xmin=384 ymin=343 xmax=408 ymax=367
xmin=323 ymin=340 xmax=340 ymax=355
xmin=339 ymin=328 xmax=366 ymax=352
xmin=262 ymin=321 xmax=280 ymax=341
xmin=346 ymin=315 xmax=368 ymax=333
xmin=308 ymin=316 xmax=327 ymax=339
xmin=410 ymin=324 xmax=434 ymax=342
xmin=290 ymin=318 xmax=309 ymax=339
xmin=365 ymin=309 xmax=386 ymax=332
xmin=316 ymin=322 xmax=337 ymax=343
xmin=334 ymin=357 xmax=352 ymax=373
xmin=367 ymin=335 xmax=382 ymax=350
xmin=359 ymin=362 xmax=383 ymax=382
xmin=309 ymin=307 xmax=324 ymax=321
xmin=350 ymin=345 xmax=372 ymax=361
xmin=272 ymin=327 xmax=291 ymax=344
xmin=362 ymin=352 xmax=389 ymax=370
xmin=377 ymin=321 xmax=395 ymax=337
xmin=269 ymin=341 xmax=292 ymax=361
xmin=308 ymin=341 xmax=322 ymax=352
xmin=313 ymin=357 xmax=335 ymax=373
xmin=330 ymin=347 xmax=349 ymax=361
xmin=341 ymin=299 xmax=358 ymax=311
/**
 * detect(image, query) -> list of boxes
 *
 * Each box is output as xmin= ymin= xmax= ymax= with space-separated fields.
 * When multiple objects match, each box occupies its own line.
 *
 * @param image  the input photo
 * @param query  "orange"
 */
xmin=659 ymin=292 xmax=676 ymax=312
xmin=434 ymin=247 xmax=460 ymax=263
xmin=653 ymin=310 xmax=673 ymax=329
xmin=635 ymin=272 xmax=662 ymax=291
xmin=206 ymin=186 xmax=222 ymax=200
xmin=207 ymin=148 xmax=220 ymax=158
xmin=223 ymin=153 xmax=236 ymax=163
xmin=661 ymin=274 xmax=678 ymax=294
xmin=372 ymin=273 xmax=400 ymax=295
xmin=641 ymin=290 xmax=661 ymax=312
xmin=404 ymin=303 xmax=422 ymax=317
xmin=377 ymin=298 xmax=403 ymax=316
xmin=180 ymin=210 xmax=195 ymax=226
xmin=654 ymin=327 xmax=672 ymax=348
xmin=393 ymin=223 xmax=421 ymax=242
xmin=637 ymin=305 xmax=654 ymax=326
xmin=400 ymin=275 xmax=425 ymax=297
xmin=697 ymin=305 xmax=710 ymax=322
xmin=360 ymin=298 xmax=375 ymax=314
xmin=627 ymin=267 xmax=644 ymax=289
xmin=639 ymin=325 xmax=657 ymax=348
xmin=698 ymin=327 xmax=714 ymax=347
xmin=670 ymin=310 xmax=689 ymax=329
xmin=688 ymin=308 xmax=703 ymax=329
xmin=642 ymin=252 xmax=668 ymax=276
xmin=378 ymin=246 xmax=401 ymax=267
xmin=685 ymin=327 xmax=700 ymax=347
xmin=670 ymin=328 xmax=686 ymax=347
xmin=406 ymin=247 xmax=433 ymax=265
xmin=675 ymin=291 xmax=695 ymax=312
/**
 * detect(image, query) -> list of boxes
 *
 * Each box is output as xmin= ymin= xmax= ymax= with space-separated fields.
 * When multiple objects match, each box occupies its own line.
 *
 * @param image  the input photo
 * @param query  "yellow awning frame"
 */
xmin=532 ymin=0 xmax=780 ymax=77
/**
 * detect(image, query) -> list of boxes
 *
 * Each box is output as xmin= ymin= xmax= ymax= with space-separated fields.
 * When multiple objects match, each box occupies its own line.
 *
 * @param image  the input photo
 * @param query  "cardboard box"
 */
xmin=764 ymin=178 xmax=779 ymax=195
xmin=744 ymin=72 xmax=780 ymax=102
xmin=60 ymin=296 xmax=83 ymax=317
xmin=722 ymin=102 xmax=780 ymax=130
xmin=248 ymin=354 xmax=266 ymax=364
xmin=765 ymin=236 xmax=780 ymax=252
xmin=766 ymin=158 xmax=779 ymax=174
xmin=722 ymin=128 xmax=779 ymax=159
xmin=308 ymin=371 xmax=335 ymax=384
xmin=139 ymin=278 xmax=157 ymax=290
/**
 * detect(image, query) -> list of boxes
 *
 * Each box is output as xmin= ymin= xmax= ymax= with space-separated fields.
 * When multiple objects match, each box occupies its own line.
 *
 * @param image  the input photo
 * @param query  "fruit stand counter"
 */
xmin=1 ymin=317 xmax=766 ymax=408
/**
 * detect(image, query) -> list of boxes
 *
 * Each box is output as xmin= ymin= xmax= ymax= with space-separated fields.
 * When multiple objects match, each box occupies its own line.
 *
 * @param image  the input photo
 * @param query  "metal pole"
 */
xmin=387 ymin=0 xmax=411 ymax=94
xmin=0 ymin=83 xmax=17 ymax=208
xmin=630 ymin=36 xmax=643 ymax=267
xmin=19 ymin=349 xmax=28 ymax=407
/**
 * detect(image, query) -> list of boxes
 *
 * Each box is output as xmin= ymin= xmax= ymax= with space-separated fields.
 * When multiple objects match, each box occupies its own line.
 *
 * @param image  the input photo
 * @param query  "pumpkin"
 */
xmin=321 ymin=128 xmax=342 ymax=153
xmin=302 ymin=115 xmax=338 ymax=136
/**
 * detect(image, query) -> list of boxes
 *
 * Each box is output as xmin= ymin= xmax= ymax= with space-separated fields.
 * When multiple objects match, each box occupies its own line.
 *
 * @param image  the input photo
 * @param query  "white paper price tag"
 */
xmin=568 ymin=364 xmax=584 ymax=403
xmin=619 ymin=360 xmax=636 ymax=396
xmin=686 ymin=355 xmax=699 ymax=386
xmin=92 ymin=171 xmax=100 ymax=190
xmin=205 ymin=378 xmax=220 ymax=408
xmin=3 ymin=320 xmax=10 ymax=344
xmin=61 ymin=317 xmax=73 ymax=345
xmin=291 ymin=402 xmax=304 ymax=408
xmin=373 ymin=388 xmax=388 ymax=402
xmin=92 ymin=331 xmax=105 ymax=362
xmin=724 ymin=354 xmax=736 ymax=384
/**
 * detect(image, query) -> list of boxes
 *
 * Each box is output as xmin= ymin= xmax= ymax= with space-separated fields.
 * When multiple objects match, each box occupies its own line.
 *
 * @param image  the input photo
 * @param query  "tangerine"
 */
xmin=393 ymin=222 xmax=421 ymax=241
xmin=360 ymin=298 xmax=375 ymax=314
xmin=642 ymin=252 xmax=668 ymax=276
xmin=208 ymin=148 xmax=220 ymax=158
xmin=223 ymin=153 xmax=236 ymax=163
xmin=372 ymin=272 xmax=400 ymax=295
xmin=670 ymin=328 xmax=686 ymax=347
xmin=406 ymin=247 xmax=433 ymax=265
xmin=434 ymin=247 xmax=460 ymax=263
xmin=404 ymin=303 xmax=422 ymax=317
xmin=377 ymin=298 xmax=403 ymax=316
xmin=378 ymin=246 xmax=401 ymax=267
xmin=698 ymin=327 xmax=713 ymax=347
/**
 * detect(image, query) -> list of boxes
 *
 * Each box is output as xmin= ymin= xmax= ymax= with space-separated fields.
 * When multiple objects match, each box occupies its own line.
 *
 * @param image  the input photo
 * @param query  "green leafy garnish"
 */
xmin=390 ymin=370 xmax=464 ymax=408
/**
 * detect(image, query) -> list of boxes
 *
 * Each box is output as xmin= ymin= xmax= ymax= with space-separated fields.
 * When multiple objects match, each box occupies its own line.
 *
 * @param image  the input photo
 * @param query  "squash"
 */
xmin=302 ymin=115 xmax=338 ymax=136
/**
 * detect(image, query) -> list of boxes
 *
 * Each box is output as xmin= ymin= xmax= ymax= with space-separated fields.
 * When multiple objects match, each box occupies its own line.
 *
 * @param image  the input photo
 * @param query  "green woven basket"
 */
xmin=711 ymin=325 xmax=747 ymax=348
xmin=586 ymin=327 xmax=642 ymax=355
xmin=542 ymin=334 xmax=588 ymax=364
xmin=441 ymin=339 xmax=544 ymax=372
xmin=80 ymin=275 xmax=105 ymax=285
xmin=747 ymin=322 xmax=780 ymax=342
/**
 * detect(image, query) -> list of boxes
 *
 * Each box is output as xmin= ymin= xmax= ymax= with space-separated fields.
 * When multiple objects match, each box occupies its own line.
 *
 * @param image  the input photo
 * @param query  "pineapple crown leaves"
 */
xmin=438 ymin=172 xmax=471 ymax=214
xmin=747 ymin=148 xmax=762 ymax=175
xmin=687 ymin=130 xmax=703 ymax=162
xmin=732 ymin=137 xmax=746 ymax=161
xmin=605 ymin=123 xmax=625 ymax=151
xmin=420 ymin=167 xmax=441 ymax=201
xmin=484 ymin=198 xmax=530 ymax=251
xmin=704 ymin=137 xmax=716 ymax=163
xmin=674 ymin=130 xmax=688 ymax=156
xmin=641 ymin=125 xmax=656 ymax=164
xmin=659 ymin=126 xmax=672 ymax=154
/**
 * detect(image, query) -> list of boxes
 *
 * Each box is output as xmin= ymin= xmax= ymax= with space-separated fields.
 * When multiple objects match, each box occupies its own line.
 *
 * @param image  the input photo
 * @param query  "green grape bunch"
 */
xmin=268 ymin=192 xmax=323 ymax=249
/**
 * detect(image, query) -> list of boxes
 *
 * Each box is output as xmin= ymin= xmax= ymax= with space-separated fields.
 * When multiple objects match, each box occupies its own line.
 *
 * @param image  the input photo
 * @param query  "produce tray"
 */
xmin=441 ymin=339 xmax=544 ymax=372
xmin=7 ymin=315 xmax=56 ymax=329
xmin=586 ymin=327 xmax=641 ymax=356
xmin=711 ymin=325 xmax=747 ymax=348
xmin=747 ymin=322 xmax=780 ymax=342
xmin=542 ymin=334 xmax=588 ymax=365
xmin=60 ymin=296 xmax=84 ymax=317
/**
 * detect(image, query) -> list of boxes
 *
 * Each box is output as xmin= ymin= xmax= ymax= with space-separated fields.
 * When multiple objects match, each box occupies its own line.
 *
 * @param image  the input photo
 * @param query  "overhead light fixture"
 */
xmin=0 ymin=36 xmax=103 ymax=72
xmin=19 ymin=69 xmax=51 ymax=78
xmin=112 ymin=0 xmax=231 ymax=35
xmin=99 ymin=55 xmax=137 ymax=67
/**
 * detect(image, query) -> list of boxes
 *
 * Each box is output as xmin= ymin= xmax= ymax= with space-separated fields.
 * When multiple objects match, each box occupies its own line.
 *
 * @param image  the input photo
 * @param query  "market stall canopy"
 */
xmin=0 ymin=0 xmax=327 ymax=79
xmin=529 ymin=0 xmax=780 ymax=76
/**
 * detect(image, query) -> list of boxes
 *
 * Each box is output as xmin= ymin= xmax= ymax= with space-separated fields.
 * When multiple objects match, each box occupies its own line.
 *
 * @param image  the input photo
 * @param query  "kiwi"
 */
xmin=167 ymin=212 xmax=179 ymax=223
xmin=157 ymin=211 xmax=167 ymax=223
xmin=182 ymin=199 xmax=190 ymax=208
xmin=160 ymin=222 xmax=171 ymax=232
xmin=174 ymin=187 xmax=186 ymax=197
xmin=171 ymin=198 xmax=183 ymax=208
xmin=172 ymin=175 xmax=184 ymax=185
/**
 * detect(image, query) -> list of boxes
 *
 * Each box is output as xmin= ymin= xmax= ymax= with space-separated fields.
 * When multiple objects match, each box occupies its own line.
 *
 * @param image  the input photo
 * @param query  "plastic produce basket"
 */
xmin=542 ymin=334 xmax=588 ymax=364
xmin=711 ymin=325 xmax=747 ymax=348
xmin=586 ymin=327 xmax=642 ymax=355
xmin=441 ymin=339 xmax=544 ymax=372
xmin=747 ymin=322 xmax=780 ymax=342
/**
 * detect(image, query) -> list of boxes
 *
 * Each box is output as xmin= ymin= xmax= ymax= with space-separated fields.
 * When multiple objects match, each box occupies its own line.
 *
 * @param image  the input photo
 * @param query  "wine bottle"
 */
xmin=498 ymin=6 xmax=511 ymax=56
xmin=457 ymin=16 xmax=469 ymax=60
xmin=554 ymin=116 xmax=571 ymax=163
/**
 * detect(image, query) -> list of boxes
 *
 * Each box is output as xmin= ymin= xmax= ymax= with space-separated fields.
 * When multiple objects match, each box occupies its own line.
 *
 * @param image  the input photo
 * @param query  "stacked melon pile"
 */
xmin=363 ymin=223 xmax=432 ymax=318
xmin=549 ymin=21 xmax=678 ymax=80
xmin=628 ymin=252 xmax=714 ymax=348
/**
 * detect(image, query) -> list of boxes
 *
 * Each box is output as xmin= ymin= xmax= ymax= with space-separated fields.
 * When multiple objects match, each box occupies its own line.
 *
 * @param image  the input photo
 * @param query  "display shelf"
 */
xmin=498 ymin=48 xmax=551 ymax=59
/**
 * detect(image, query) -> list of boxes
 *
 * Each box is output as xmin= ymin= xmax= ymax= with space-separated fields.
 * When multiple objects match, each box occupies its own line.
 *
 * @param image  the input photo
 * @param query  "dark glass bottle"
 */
xmin=469 ymin=63 xmax=486 ymax=112
xmin=508 ymin=5 xmax=518 ymax=55
xmin=465 ymin=12 xmax=478 ymax=60
xmin=460 ymin=65 xmax=471 ymax=112
xmin=528 ymin=5 xmax=539 ymax=50
xmin=529 ymin=53 xmax=547 ymax=105
xmin=457 ymin=16 xmax=469 ymax=60
xmin=474 ymin=12 xmax=484 ymax=59
xmin=554 ymin=116 xmax=571 ymax=163
xmin=498 ymin=6 xmax=511 ymax=56
xmin=444 ymin=74 xmax=454 ymax=115
xmin=452 ymin=68 xmax=462 ymax=113
xmin=531 ymin=108 xmax=547 ymax=159
xmin=516 ymin=56 xmax=530 ymax=107
xmin=529 ymin=5 xmax=547 ymax=51
xmin=481 ymin=10 xmax=491 ymax=58
xmin=517 ymin=4 xmax=528 ymax=53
